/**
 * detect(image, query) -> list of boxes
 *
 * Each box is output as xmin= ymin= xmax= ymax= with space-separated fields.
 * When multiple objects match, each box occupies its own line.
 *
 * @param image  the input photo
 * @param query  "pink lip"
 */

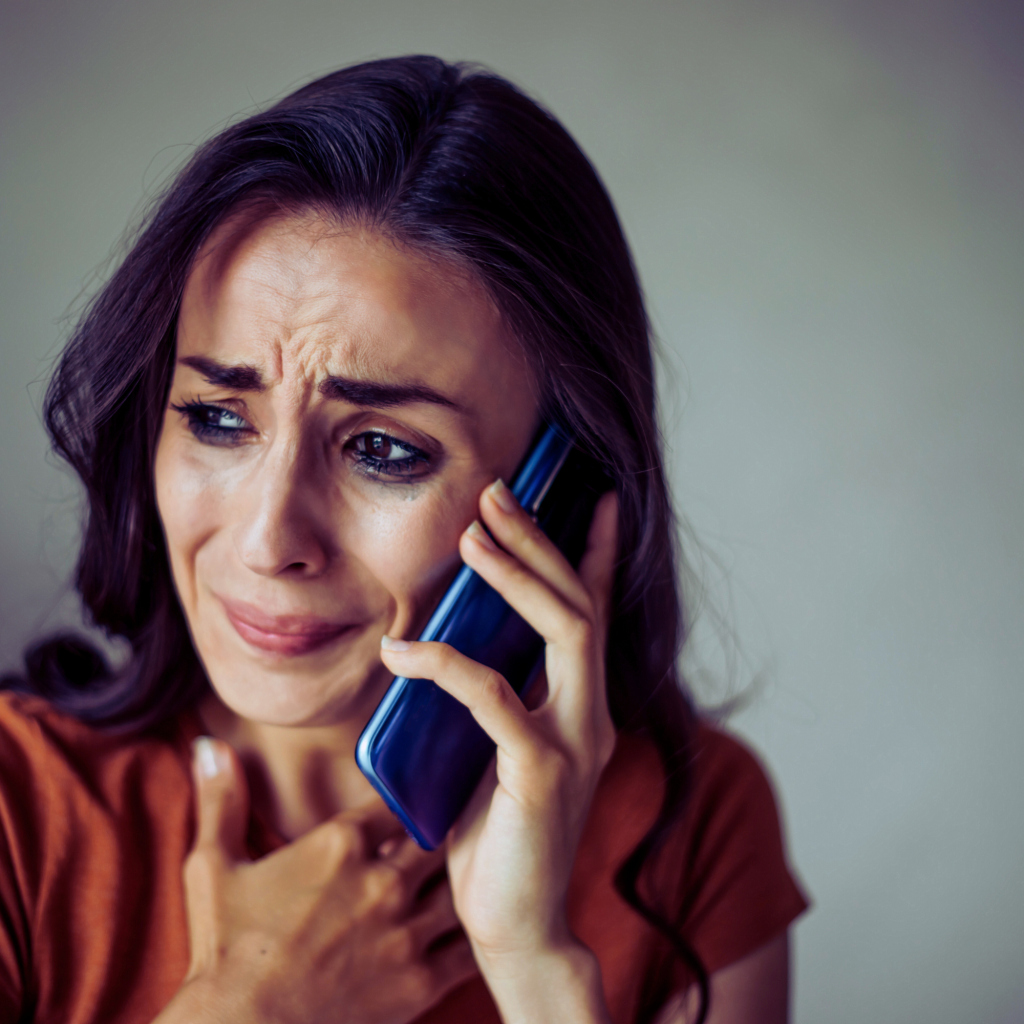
xmin=219 ymin=597 xmax=355 ymax=656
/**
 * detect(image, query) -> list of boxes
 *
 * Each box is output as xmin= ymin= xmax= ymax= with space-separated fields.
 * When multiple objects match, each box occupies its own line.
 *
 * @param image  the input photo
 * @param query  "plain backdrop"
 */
xmin=2 ymin=1 xmax=1022 ymax=1021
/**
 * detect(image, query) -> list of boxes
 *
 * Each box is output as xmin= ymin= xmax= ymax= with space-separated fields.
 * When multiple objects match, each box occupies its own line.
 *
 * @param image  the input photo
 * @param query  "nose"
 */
xmin=232 ymin=438 xmax=334 ymax=578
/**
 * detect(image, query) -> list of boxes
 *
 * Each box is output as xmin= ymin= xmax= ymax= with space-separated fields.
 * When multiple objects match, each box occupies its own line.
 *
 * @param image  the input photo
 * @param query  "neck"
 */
xmin=198 ymin=691 xmax=383 ymax=840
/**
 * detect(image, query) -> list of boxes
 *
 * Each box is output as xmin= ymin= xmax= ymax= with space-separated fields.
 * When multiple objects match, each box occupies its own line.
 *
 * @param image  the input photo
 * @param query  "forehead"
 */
xmin=176 ymin=210 xmax=534 ymax=407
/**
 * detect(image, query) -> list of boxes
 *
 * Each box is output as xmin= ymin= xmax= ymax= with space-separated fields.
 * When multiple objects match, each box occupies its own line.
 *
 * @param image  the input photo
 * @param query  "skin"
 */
xmin=150 ymin=209 xmax=790 ymax=1024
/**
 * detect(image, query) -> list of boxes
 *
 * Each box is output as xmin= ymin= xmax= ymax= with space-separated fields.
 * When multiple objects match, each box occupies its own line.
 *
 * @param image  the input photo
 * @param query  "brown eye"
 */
xmin=349 ymin=430 xmax=430 ymax=478
xmin=368 ymin=433 xmax=392 ymax=458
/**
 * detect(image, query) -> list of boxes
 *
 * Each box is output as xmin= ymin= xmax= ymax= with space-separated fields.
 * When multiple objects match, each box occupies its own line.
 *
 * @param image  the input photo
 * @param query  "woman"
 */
xmin=0 ymin=56 xmax=807 ymax=1023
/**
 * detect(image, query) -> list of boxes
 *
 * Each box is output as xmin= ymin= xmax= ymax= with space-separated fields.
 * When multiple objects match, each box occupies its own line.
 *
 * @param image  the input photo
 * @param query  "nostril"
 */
xmin=233 ymin=483 xmax=332 ymax=578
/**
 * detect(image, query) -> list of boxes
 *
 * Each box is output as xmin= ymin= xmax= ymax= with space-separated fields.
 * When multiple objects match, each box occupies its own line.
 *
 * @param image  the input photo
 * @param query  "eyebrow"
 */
xmin=318 ymin=376 xmax=461 ymax=410
xmin=180 ymin=356 xmax=264 ymax=391
xmin=179 ymin=356 xmax=460 ymax=411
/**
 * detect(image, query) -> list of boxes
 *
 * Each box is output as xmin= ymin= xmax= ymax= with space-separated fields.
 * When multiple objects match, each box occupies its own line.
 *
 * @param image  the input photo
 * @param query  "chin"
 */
xmin=205 ymin=655 xmax=391 ymax=729
xmin=211 ymin=673 xmax=368 ymax=728
xmin=194 ymin=617 xmax=395 ymax=727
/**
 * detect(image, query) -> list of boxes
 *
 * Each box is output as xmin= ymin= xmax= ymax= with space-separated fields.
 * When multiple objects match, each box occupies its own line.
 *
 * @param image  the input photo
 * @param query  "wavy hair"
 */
xmin=4 ymin=56 xmax=708 ymax=1022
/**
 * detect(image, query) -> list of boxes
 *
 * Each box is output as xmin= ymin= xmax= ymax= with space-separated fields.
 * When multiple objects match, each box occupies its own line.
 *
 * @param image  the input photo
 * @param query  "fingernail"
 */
xmin=488 ymin=478 xmax=518 ymax=514
xmin=381 ymin=635 xmax=412 ymax=652
xmin=193 ymin=736 xmax=222 ymax=779
xmin=466 ymin=519 xmax=499 ymax=552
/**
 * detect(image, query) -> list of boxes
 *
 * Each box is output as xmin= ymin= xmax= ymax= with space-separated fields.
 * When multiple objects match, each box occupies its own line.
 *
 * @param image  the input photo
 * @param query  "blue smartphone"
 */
xmin=355 ymin=423 xmax=608 ymax=849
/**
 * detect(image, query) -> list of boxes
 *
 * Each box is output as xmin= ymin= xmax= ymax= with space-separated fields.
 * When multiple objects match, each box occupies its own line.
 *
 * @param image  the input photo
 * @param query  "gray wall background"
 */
xmin=2 ymin=1 xmax=1022 ymax=1021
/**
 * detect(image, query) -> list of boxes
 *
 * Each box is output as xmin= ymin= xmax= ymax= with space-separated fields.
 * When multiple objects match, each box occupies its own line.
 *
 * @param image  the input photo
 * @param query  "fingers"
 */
xmin=284 ymin=802 xmax=445 ymax=908
xmin=285 ymin=801 xmax=427 ymax=886
xmin=386 ymin=484 xmax=620 ymax=786
xmin=191 ymin=736 xmax=250 ymax=864
xmin=380 ymin=486 xmax=620 ymax=764
xmin=459 ymin=482 xmax=619 ymax=654
xmin=335 ymin=800 xmax=413 ymax=855
xmin=384 ymin=836 xmax=449 ymax=892
xmin=380 ymin=637 xmax=537 ymax=764
xmin=479 ymin=479 xmax=593 ymax=614
xmin=461 ymin=521 xmax=586 ymax=648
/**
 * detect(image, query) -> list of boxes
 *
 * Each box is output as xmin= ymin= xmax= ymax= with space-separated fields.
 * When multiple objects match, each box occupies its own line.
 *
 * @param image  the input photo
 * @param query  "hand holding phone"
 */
xmin=371 ymin=462 xmax=620 ymax=1017
xmin=356 ymin=424 xmax=610 ymax=848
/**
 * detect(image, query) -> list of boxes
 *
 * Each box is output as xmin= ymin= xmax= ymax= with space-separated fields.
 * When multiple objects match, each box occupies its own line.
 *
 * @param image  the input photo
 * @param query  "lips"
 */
xmin=219 ymin=597 xmax=355 ymax=656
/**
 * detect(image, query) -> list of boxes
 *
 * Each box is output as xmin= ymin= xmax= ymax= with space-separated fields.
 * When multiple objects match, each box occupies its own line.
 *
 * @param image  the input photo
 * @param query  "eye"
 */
xmin=348 ymin=431 xmax=430 ymax=479
xmin=172 ymin=401 xmax=254 ymax=445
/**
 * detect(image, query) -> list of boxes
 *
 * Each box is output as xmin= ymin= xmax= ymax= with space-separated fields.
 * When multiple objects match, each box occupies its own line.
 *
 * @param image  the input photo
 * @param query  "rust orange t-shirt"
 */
xmin=0 ymin=691 xmax=807 ymax=1023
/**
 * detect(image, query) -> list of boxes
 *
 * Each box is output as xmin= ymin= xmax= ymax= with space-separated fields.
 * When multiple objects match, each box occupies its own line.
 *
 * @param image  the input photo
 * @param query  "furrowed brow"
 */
xmin=180 ymin=356 xmax=265 ymax=392
xmin=318 ymin=376 xmax=461 ymax=411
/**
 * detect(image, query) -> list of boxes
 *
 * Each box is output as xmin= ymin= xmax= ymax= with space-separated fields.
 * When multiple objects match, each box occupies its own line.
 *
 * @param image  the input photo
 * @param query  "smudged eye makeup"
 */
xmin=171 ymin=400 xmax=432 ymax=479
xmin=348 ymin=430 xmax=431 ymax=478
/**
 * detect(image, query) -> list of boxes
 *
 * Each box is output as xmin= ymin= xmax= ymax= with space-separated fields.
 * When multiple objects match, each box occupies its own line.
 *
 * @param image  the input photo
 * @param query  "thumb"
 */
xmin=191 ymin=736 xmax=250 ymax=864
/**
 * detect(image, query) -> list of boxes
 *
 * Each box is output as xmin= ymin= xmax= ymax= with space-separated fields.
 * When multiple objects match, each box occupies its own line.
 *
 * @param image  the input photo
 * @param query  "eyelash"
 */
xmin=171 ymin=401 xmax=431 ymax=479
xmin=348 ymin=431 xmax=431 ymax=477
xmin=172 ymin=401 xmax=253 ymax=446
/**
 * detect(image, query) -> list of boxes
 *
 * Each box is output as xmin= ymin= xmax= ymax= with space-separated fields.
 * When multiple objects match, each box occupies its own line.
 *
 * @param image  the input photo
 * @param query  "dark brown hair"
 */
xmin=5 ymin=56 xmax=707 ymax=1021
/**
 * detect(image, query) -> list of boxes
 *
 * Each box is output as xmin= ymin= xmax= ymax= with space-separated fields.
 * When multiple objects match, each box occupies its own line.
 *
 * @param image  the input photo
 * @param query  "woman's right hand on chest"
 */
xmin=154 ymin=737 xmax=477 ymax=1024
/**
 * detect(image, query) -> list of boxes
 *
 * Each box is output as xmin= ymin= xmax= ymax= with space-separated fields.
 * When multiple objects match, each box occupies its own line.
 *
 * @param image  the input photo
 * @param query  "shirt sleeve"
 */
xmin=660 ymin=725 xmax=810 ymax=976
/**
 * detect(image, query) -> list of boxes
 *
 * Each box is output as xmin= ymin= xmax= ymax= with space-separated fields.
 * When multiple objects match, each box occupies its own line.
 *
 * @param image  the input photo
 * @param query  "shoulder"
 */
xmin=685 ymin=722 xmax=793 ymax=858
xmin=0 ymin=690 xmax=114 ymax=835
xmin=587 ymin=720 xmax=790 ymax=850
xmin=0 ymin=690 xmax=197 ymax=883
xmin=0 ymin=692 xmax=197 ymax=1020
xmin=0 ymin=689 xmax=194 ymax=801
xmin=583 ymin=721 xmax=809 ymax=970
xmin=653 ymin=721 xmax=810 ymax=974
xmin=567 ymin=721 xmax=807 ymax=1018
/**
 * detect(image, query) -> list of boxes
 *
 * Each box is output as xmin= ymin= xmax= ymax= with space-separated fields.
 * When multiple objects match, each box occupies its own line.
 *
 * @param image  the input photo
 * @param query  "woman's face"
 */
xmin=154 ymin=211 xmax=539 ymax=728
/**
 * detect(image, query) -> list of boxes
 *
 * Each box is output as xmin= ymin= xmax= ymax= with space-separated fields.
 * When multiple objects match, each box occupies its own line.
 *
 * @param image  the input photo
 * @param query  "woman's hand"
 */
xmin=155 ymin=738 xmax=477 ymax=1024
xmin=378 ymin=481 xmax=619 ymax=1024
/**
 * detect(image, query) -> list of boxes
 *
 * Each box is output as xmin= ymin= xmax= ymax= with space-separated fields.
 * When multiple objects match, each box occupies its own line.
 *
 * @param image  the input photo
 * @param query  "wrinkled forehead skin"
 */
xmin=177 ymin=205 xmax=540 ymax=432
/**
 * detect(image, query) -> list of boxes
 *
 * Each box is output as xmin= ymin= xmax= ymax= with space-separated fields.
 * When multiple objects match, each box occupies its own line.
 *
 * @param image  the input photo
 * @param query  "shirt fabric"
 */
xmin=0 ymin=691 xmax=808 ymax=1024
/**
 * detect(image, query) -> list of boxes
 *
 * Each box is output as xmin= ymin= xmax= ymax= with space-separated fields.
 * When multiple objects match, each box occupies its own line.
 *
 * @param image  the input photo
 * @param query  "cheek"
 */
xmin=153 ymin=432 xmax=225 ymax=597
xmin=343 ymin=485 xmax=473 ymax=619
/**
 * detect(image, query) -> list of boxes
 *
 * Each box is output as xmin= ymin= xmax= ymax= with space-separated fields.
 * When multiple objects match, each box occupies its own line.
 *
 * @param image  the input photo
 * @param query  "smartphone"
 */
xmin=355 ymin=423 xmax=608 ymax=849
